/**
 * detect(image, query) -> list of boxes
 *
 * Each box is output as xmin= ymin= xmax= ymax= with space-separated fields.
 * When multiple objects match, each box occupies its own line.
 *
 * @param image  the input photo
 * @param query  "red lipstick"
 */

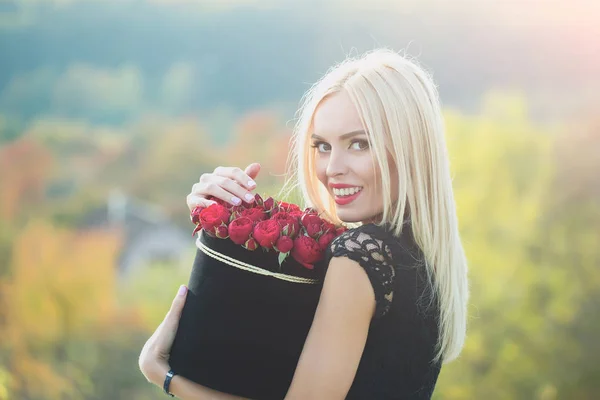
xmin=329 ymin=183 xmax=363 ymax=206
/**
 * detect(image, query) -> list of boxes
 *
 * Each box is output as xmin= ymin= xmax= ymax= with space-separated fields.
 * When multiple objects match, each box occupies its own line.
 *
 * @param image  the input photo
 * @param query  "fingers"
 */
xmin=195 ymin=179 xmax=250 ymax=206
xmin=244 ymin=163 xmax=261 ymax=180
xmin=163 ymin=285 xmax=188 ymax=332
xmin=147 ymin=285 xmax=188 ymax=365
xmin=187 ymin=164 xmax=261 ymax=210
xmin=187 ymin=194 xmax=217 ymax=211
xmin=213 ymin=166 xmax=258 ymax=191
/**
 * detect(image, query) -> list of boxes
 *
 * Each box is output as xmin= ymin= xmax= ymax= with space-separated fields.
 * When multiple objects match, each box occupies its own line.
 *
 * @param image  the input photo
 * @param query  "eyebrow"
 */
xmin=310 ymin=130 xmax=367 ymax=141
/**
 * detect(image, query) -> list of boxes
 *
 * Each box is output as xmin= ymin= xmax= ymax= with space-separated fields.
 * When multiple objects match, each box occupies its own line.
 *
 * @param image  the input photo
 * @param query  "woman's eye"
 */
xmin=350 ymin=140 xmax=369 ymax=151
xmin=312 ymin=142 xmax=331 ymax=153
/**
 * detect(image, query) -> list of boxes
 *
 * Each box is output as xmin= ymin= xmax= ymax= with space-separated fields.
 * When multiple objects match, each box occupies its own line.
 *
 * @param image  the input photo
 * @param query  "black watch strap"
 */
xmin=163 ymin=369 xmax=176 ymax=397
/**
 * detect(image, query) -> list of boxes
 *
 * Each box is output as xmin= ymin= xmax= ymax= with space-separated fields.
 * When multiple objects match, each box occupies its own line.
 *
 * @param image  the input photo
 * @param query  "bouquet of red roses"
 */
xmin=190 ymin=193 xmax=346 ymax=271
xmin=169 ymin=194 xmax=346 ymax=400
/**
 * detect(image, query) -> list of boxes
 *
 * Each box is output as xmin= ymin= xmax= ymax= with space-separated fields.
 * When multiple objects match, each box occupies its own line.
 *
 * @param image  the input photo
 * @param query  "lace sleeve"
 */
xmin=327 ymin=227 xmax=395 ymax=319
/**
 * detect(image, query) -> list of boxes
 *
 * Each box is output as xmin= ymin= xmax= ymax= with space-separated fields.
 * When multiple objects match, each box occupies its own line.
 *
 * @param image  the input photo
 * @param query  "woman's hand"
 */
xmin=139 ymin=285 xmax=188 ymax=386
xmin=186 ymin=163 xmax=261 ymax=211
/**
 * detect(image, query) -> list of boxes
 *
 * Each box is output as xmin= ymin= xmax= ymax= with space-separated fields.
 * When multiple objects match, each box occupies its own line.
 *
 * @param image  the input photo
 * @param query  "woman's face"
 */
xmin=311 ymin=90 xmax=398 ymax=224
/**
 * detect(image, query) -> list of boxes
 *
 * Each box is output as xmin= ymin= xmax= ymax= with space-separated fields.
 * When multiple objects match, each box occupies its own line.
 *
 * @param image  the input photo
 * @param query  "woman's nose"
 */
xmin=325 ymin=149 xmax=348 ymax=178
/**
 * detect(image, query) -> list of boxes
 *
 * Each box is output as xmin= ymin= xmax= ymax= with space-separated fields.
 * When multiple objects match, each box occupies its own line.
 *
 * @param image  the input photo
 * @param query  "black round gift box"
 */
xmin=169 ymin=230 xmax=325 ymax=400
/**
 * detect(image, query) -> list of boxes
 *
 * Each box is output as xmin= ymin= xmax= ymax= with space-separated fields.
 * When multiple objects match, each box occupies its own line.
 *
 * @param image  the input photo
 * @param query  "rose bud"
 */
xmin=191 ymin=205 xmax=204 ymax=225
xmin=254 ymin=193 xmax=264 ymax=207
xmin=199 ymin=204 xmax=231 ymax=236
xmin=228 ymin=217 xmax=254 ymax=245
xmin=253 ymin=219 xmax=282 ymax=249
xmin=243 ymin=237 xmax=259 ymax=251
xmin=318 ymin=232 xmax=337 ymax=251
xmin=229 ymin=204 xmax=246 ymax=221
xmin=275 ymin=235 xmax=294 ymax=254
xmin=215 ymin=224 xmax=229 ymax=239
xmin=304 ymin=207 xmax=319 ymax=215
xmin=291 ymin=235 xmax=323 ymax=270
xmin=263 ymin=196 xmax=275 ymax=212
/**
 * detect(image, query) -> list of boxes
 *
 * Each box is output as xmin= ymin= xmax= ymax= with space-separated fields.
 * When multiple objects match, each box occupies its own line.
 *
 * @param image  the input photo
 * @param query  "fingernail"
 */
xmin=178 ymin=285 xmax=187 ymax=296
xmin=248 ymin=180 xmax=256 ymax=187
xmin=231 ymin=197 xmax=241 ymax=205
xmin=244 ymin=193 xmax=254 ymax=202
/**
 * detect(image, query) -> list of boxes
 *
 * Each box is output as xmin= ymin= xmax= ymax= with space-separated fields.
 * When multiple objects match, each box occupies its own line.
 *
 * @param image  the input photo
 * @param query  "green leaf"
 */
xmin=278 ymin=251 xmax=289 ymax=267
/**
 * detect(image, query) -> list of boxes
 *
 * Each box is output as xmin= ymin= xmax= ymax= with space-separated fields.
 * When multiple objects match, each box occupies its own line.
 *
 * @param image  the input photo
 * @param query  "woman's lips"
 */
xmin=334 ymin=189 xmax=362 ymax=206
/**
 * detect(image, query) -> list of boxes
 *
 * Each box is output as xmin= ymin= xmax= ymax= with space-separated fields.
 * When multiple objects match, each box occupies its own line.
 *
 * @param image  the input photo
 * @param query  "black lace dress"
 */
xmin=325 ymin=223 xmax=441 ymax=400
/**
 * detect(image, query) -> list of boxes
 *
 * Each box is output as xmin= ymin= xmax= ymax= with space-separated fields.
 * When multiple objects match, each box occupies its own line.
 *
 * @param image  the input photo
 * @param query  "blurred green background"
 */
xmin=0 ymin=0 xmax=598 ymax=399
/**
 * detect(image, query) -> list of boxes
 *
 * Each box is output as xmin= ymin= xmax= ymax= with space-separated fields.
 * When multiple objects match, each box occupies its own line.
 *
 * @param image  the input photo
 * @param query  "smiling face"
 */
xmin=311 ymin=89 xmax=399 ymax=224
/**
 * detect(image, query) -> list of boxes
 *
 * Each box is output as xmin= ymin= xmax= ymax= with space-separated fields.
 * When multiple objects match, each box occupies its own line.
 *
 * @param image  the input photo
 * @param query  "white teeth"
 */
xmin=333 ymin=187 xmax=362 ymax=197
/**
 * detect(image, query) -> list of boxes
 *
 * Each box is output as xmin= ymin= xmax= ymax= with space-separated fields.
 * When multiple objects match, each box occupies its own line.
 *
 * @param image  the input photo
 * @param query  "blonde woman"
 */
xmin=139 ymin=48 xmax=469 ymax=399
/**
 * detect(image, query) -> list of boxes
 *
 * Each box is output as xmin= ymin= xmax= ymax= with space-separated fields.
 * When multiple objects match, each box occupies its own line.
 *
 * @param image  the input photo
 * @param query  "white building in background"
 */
xmin=83 ymin=188 xmax=192 ymax=278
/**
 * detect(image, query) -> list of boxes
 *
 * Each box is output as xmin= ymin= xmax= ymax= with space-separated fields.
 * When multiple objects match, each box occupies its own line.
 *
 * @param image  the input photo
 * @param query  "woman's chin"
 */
xmin=336 ymin=211 xmax=366 ymax=224
xmin=336 ymin=209 xmax=384 ymax=225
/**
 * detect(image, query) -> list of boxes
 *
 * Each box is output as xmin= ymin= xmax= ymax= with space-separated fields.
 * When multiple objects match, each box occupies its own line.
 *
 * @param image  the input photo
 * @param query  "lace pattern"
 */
xmin=328 ymin=226 xmax=396 ymax=318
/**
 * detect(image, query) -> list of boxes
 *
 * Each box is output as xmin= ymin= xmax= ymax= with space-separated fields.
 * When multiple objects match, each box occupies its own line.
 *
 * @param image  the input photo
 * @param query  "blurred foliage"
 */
xmin=0 ymin=90 xmax=598 ymax=399
xmin=0 ymin=0 xmax=598 ymax=126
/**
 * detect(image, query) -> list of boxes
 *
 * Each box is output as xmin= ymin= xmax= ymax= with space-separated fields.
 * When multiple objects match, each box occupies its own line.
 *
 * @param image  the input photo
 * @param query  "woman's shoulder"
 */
xmin=328 ymin=221 xmax=423 ymax=267
xmin=325 ymin=221 xmax=423 ymax=318
xmin=329 ymin=223 xmax=392 ymax=258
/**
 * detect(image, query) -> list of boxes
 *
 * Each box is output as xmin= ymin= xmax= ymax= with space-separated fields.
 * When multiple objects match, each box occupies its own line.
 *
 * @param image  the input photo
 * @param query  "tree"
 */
xmin=0 ymin=222 xmax=123 ymax=399
xmin=434 ymin=94 xmax=600 ymax=399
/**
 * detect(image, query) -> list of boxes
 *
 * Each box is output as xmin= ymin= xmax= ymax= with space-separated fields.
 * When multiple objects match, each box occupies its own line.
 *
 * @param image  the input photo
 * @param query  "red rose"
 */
xmin=253 ymin=220 xmax=282 ymax=249
xmin=279 ymin=201 xmax=301 ymax=213
xmin=243 ymin=237 xmax=258 ymax=251
xmin=305 ymin=223 xmax=321 ymax=238
xmin=290 ymin=210 xmax=303 ymax=219
xmin=228 ymin=217 xmax=254 ymax=245
xmin=301 ymin=213 xmax=322 ymax=229
xmin=322 ymin=221 xmax=336 ymax=234
xmin=240 ymin=207 xmax=267 ymax=223
xmin=275 ymin=235 xmax=294 ymax=253
xmin=291 ymin=235 xmax=323 ymax=269
xmin=200 ymin=204 xmax=231 ymax=235
xmin=318 ymin=232 xmax=337 ymax=251
xmin=272 ymin=212 xmax=301 ymax=238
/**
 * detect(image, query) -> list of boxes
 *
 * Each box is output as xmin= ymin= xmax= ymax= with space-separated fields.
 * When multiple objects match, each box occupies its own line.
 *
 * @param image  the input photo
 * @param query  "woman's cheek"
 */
xmin=315 ymin=157 xmax=328 ymax=186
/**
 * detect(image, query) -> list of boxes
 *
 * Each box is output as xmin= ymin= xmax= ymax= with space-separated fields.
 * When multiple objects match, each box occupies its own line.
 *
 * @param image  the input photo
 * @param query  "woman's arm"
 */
xmin=139 ymin=286 xmax=251 ymax=400
xmin=143 ymin=360 xmax=249 ymax=400
xmin=140 ymin=256 xmax=375 ymax=400
xmin=284 ymin=256 xmax=375 ymax=399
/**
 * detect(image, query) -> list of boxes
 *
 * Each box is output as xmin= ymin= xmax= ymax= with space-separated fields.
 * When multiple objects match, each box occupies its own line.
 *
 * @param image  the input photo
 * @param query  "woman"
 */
xmin=139 ymin=48 xmax=469 ymax=399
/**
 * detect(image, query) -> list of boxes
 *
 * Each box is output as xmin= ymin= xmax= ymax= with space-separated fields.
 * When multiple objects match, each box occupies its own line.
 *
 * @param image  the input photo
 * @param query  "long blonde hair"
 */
xmin=280 ymin=48 xmax=469 ymax=364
